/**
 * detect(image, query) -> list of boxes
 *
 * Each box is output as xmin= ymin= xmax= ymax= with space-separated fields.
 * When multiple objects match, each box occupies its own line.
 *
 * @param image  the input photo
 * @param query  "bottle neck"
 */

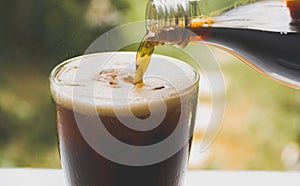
xmin=146 ymin=0 xmax=212 ymax=33
xmin=145 ymin=0 xmax=212 ymax=46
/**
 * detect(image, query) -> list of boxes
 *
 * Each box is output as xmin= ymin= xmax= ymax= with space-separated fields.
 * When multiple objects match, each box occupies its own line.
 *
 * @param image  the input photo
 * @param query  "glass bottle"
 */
xmin=144 ymin=0 xmax=300 ymax=89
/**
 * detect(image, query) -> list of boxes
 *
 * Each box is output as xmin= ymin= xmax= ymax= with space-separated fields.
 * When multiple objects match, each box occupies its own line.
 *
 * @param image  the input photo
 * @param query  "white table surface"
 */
xmin=0 ymin=168 xmax=299 ymax=186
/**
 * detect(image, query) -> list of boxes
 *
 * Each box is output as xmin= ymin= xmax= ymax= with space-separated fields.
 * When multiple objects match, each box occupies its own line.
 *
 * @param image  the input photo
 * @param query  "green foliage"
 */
xmin=220 ymin=56 xmax=300 ymax=170
xmin=0 ymin=0 xmax=129 ymax=167
xmin=0 ymin=0 xmax=129 ymax=70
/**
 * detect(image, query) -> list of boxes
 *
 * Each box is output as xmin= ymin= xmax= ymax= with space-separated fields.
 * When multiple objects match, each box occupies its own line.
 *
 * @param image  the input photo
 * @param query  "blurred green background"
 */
xmin=0 ymin=0 xmax=299 ymax=170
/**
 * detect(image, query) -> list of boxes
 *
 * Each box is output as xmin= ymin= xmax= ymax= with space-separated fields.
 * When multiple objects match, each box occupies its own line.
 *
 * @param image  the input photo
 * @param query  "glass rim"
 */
xmin=49 ymin=51 xmax=200 ymax=106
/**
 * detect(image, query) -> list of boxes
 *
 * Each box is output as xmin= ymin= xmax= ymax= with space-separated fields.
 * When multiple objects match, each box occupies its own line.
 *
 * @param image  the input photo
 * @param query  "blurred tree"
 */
xmin=0 ymin=0 xmax=129 ymax=70
xmin=0 ymin=0 xmax=129 ymax=167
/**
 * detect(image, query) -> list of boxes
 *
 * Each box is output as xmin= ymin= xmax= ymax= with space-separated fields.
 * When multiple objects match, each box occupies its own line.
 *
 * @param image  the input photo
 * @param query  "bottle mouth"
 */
xmin=144 ymin=0 xmax=212 ymax=46
xmin=146 ymin=0 xmax=189 ymax=33
xmin=145 ymin=0 xmax=191 ymax=46
xmin=145 ymin=0 xmax=158 ymax=33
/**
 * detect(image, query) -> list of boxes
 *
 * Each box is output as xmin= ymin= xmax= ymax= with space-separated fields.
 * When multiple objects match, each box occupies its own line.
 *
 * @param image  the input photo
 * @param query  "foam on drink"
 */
xmin=51 ymin=52 xmax=198 ymax=116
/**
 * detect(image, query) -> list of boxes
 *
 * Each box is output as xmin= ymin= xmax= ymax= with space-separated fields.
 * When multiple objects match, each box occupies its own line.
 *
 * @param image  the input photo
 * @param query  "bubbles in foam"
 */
xmin=96 ymin=69 xmax=134 ymax=88
xmin=50 ymin=52 xmax=198 ymax=115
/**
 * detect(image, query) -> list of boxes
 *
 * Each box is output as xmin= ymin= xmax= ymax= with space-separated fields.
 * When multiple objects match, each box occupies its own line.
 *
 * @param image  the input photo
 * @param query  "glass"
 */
xmin=50 ymin=52 xmax=199 ymax=186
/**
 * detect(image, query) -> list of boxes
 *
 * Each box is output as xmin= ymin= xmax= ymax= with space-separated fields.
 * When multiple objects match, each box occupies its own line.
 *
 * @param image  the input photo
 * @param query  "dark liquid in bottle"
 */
xmin=136 ymin=0 xmax=300 ymax=88
xmin=192 ymin=27 xmax=300 ymax=87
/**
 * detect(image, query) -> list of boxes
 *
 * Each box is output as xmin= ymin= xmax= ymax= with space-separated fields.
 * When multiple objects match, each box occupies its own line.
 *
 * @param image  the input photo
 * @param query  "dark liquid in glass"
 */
xmin=56 ymin=102 xmax=193 ymax=186
xmin=52 ymin=54 xmax=199 ymax=186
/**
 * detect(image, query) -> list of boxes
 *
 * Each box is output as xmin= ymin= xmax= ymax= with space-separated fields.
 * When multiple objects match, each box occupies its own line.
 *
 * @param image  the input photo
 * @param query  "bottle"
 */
xmin=143 ymin=0 xmax=300 ymax=89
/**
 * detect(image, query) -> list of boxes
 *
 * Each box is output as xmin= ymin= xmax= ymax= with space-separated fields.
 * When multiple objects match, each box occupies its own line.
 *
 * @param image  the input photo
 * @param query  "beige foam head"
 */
xmin=50 ymin=52 xmax=199 ymax=116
